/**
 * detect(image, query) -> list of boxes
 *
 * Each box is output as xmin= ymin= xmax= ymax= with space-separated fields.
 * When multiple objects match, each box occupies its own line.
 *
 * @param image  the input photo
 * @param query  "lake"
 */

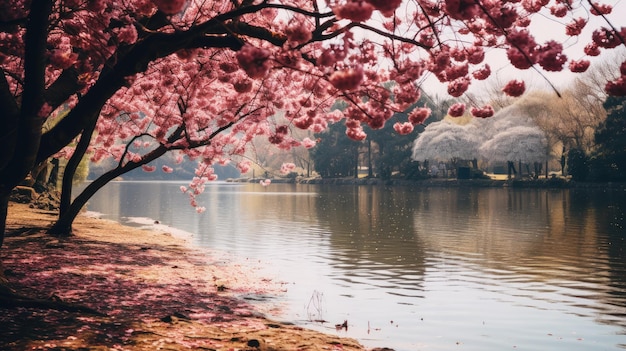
xmin=79 ymin=181 xmax=626 ymax=350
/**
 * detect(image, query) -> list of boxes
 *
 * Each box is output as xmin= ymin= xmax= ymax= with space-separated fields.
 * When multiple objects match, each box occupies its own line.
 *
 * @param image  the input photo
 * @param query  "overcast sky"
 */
xmin=421 ymin=1 xmax=626 ymax=98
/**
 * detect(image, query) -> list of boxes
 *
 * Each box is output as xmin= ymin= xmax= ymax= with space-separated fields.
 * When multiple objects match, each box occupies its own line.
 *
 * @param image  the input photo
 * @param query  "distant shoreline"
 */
xmin=228 ymin=176 xmax=626 ymax=190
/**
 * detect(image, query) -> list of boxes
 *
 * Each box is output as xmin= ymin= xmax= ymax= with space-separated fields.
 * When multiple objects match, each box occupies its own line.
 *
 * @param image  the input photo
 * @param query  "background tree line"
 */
xmin=309 ymin=51 xmax=626 ymax=182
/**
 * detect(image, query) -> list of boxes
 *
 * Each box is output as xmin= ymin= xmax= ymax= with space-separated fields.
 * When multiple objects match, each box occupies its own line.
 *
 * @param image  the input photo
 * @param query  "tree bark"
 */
xmin=48 ymin=146 xmax=168 ymax=236
xmin=0 ymin=194 xmax=8 ymax=249
xmin=0 ymin=1 xmax=53 ymax=248
xmin=58 ymin=116 xmax=98 ymax=223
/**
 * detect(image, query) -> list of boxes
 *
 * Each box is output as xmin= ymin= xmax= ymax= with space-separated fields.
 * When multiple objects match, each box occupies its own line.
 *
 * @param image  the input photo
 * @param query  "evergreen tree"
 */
xmin=367 ymin=94 xmax=449 ymax=180
xmin=311 ymin=122 xmax=360 ymax=178
xmin=593 ymin=96 xmax=626 ymax=181
xmin=566 ymin=148 xmax=589 ymax=181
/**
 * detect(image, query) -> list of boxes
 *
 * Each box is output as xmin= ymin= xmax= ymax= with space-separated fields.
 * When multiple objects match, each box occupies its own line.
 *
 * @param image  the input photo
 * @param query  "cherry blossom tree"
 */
xmin=1 ymin=0 xmax=626 ymax=245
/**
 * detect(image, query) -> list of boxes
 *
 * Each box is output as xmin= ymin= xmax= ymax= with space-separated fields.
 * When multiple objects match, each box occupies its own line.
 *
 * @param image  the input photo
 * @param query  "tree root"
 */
xmin=0 ymin=285 xmax=105 ymax=316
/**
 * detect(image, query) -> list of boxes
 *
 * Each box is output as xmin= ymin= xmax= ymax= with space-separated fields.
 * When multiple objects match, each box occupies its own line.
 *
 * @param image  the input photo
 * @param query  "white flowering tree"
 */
xmin=479 ymin=125 xmax=548 ymax=177
xmin=411 ymin=120 xmax=483 ymax=177
xmin=412 ymin=120 xmax=482 ymax=162
xmin=413 ymin=103 xmax=550 ymax=177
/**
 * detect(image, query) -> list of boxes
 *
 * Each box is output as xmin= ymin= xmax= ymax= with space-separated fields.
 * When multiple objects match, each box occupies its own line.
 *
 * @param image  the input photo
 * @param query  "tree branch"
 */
xmin=0 ymin=69 xmax=19 ymax=170
xmin=21 ymin=0 xmax=53 ymax=116
xmin=44 ymin=68 xmax=83 ymax=109
xmin=0 ymin=0 xmax=53 ymax=196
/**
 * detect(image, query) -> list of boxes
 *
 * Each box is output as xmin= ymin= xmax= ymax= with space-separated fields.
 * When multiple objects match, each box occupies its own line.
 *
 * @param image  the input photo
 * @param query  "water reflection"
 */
xmin=81 ymin=182 xmax=626 ymax=350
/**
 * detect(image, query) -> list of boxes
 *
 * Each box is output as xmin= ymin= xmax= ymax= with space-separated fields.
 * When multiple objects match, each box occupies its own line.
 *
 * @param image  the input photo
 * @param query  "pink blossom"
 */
xmin=521 ymin=0 xmax=548 ymax=13
xmin=444 ymin=0 xmax=481 ymax=20
xmin=116 ymin=25 xmax=138 ymax=44
xmin=569 ymin=59 xmax=590 ymax=73
xmin=275 ymin=125 xmax=289 ymax=134
xmin=280 ymin=162 xmax=296 ymax=174
xmin=466 ymin=46 xmax=485 ymax=65
xmin=268 ymin=134 xmax=284 ymax=144
xmin=317 ymin=48 xmax=339 ymax=67
xmin=393 ymin=83 xmax=420 ymax=110
xmin=236 ymin=44 xmax=272 ymax=79
xmin=180 ymin=186 xmax=188 ymax=193
xmin=135 ymin=0 xmax=156 ymax=15
xmin=50 ymin=49 xmax=78 ymax=69
xmin=326 ymin=110 xmax=345 ymax=123
xmin=450 ymin=47 xmax=467 ymax=62
xmin=294 ymin=116 xmax=314 ymax=129
xmin=233 ymin=79 xmax=253 ymax=93
xmin=584 ymin=43 xmax=601 ymax=56
xmin=505 ymin=29 xmax=537 ymax=69
xmin=471 ymin=105 xmax=495 ymax=118
xmin=302 ymin=137 xmax=317 ymax=148
xmin=393 ymin=122 xmax=414 ymax=135
xmin=260 ymin=179 xmax=271 ymax=186
xmin=429 ymin=47 xmax=452 ymax=75
xmin=152 ymin=0 xmax=186 ymax=15
xmin=87 ymin=0 xmax=107 ymax=12
xmin=549 ymin=4 xmax=568 ymax=17
xmin=366 ymin=0 xmax=402 ymax=16
xmin=38 ymin=103 xmax=53 ymax=118
xmin=516 ymin=17 xmax=531 ymax=27
xmin=142 ymin=165 xmax=156 ymax=172
xmin=162 ymin=165 xmax=173 ymax=173
xmin=368 ymin=114 xmax=386 ymax=130
xmin=472 ymin=64 xmax=491 ymax=80
xmin=447 ymin=77 xmax=470 ymax=97
xmin=285 ymin=23 xmax=312 ymax=44
xmin=565 ymin=18 xmax=587 ymax=36
xmin=219 ymin=62 xmax=239 ymax=73
xmin=448 ymin=103 xmax=466 ymax=117
xmin=196 ymin=206 xmax=206 ymax=213
xmin=502 ymin=80 xmax=525 ymax=97
xmin=606 ymin=77 xmax=626 ymax=96
xmin=237 ymin=160 xmax=252 ymax=174
xmin=444 ymin=63 xmax=469 ymax=81
xmin=329 ymin=66 xmax=364 ymax=91
xmin=536 ymin=41 xmax=566 ymax=71
xmin=589 ymin=2 xmax=612 ymax=15
xmin=592 ymin=28 xmax=623 ymax=49
xmin=346 ymin=127 xmax=367 ymax=141
xmin=490 ymin=5 xmax=519 ymax=29
xmin=334 ymin=0 xmax=374 ymax=22
xmin=507 ymin=47 xmax=535 ymax=70
xmin=408 ymin=107 xmax=431 ymax=125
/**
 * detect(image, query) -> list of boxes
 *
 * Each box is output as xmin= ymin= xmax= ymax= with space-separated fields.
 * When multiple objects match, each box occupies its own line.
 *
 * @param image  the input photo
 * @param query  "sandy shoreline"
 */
xmin=1 ymin=202 xmax=369 ymax=351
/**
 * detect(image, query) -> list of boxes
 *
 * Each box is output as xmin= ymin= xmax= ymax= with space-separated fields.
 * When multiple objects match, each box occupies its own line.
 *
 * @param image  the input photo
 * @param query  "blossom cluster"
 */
xmin=3 ymin=0 xmax=625 ymax=213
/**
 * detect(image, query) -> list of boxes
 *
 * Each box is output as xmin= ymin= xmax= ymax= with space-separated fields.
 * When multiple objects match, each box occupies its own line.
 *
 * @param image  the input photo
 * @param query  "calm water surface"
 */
xmin=81 ymin=181 xmax=626 ymax=350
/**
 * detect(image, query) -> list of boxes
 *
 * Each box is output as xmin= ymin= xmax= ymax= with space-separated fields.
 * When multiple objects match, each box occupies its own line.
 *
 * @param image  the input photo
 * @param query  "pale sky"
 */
xmin=422 ymin=0 xmax=626 ymax=99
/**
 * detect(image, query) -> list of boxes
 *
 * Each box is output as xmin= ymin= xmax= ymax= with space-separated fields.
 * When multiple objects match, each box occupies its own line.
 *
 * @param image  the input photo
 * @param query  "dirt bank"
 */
xmin=1 ymin=202 xmax=368 ymax=351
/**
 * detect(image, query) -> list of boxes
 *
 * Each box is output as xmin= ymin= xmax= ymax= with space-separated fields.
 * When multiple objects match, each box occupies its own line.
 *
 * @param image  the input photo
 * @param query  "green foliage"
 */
xmin=366 ymin=121 xmax=421 ymax=180
xmin=566 ymin=148 xmax=589 ymax=182
xmin=310 ymin=122 xmax=359 ymax=178
xmin=311 ymin=93 xmax=450 ymax=180
xmin=592 ymin=96 xmax=626 ymax=181
xmin=368 ymin=94 xmax=448 ymax=180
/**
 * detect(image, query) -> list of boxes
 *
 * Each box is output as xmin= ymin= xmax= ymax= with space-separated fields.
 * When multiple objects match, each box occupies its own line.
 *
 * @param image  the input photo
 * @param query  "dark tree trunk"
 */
xmin=367 ymin=139 xmax=373 ymax=178
xmin=0 ymin=194 xmax=8 ymax=248
xmin=58 ymin=116 xmax=98 ymax=221
xmin=48 ymin=146 xmax=168 ymax=236
xmin=0 ymin=1 xmax=53 ymax=248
